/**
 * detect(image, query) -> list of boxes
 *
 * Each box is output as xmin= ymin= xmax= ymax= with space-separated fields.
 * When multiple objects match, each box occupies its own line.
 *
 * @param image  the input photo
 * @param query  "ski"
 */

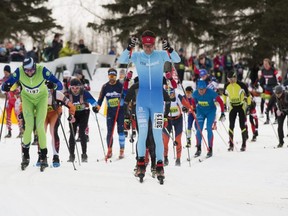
xmin=199 ymin=155 xmax=212 ymax=163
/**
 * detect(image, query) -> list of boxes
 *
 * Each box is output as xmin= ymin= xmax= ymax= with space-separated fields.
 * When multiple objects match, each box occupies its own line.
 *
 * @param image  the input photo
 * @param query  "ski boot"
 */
xmin=4 ymin=130 xmax=12 ymax=138
xmin=16 ymin=131 xmax=23 ymax=138
xmin=164 ymin=156 xmax=169 ymax=166
xmin=251 ymin=132 xmax=257 ymax=141
xmin=240 ymin=144 xmax=246 ymax=152
xmin=228 ymin=141 xmax=234 ymax=151
xmin=67 ymin=154 xmax=75 ymax=162
xmin=206 ymin=147 xmax=213 ymax=158
xmin=81 ymin=153 xmax=88 ymax=162
xmin=135 ymin=157 xmax=146 ymax=183
xmin=39 ymin=148 xmax=48 ymax=172
xmin=36 ymin=152 xmax=41 ymax=167
xmin=156 ymin=161 xmax=165 ymax=185
xmin=151 ymin=165 xmax=156 ymax=178
xmin=119 ymin=148 xmax=124 ymax=159
xmin=106 ymin=148 xmax=112 ymax=159
xmin=264 ymin=119 xmax=270 ymax=125
xmin=277 ymin=143 xmax=284 ymax=148
xmin=175 ymin=158 xmax=181 ymax=166
xmin=52 ymin=155 xmax=60 ymax=167
xmin=194 ymin=146 xmax=201 ymax=157
xmin=21 ymin=146 xmax=30 ymax=170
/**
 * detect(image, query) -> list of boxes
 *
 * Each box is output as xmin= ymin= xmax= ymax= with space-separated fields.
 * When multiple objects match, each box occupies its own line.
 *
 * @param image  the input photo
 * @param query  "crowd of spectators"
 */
xmin=0 ymin=33 xmax=92 ymax=64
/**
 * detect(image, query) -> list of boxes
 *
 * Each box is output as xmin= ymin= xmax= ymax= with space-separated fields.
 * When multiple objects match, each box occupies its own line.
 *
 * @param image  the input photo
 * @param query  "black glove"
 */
xmin=67 ymin=115 xmax=73 ymax=121
xmin=127 ymin=36 xmax=138 ymax=51
xmin=162 ymin=39 xmax=173 ymax=53
xmin=219 ymin=112 xmax=226 ymax=122
xmin=246 ymin=105 xmax=251 ymax=115
xmin=46 ymin=81 xmax=55 ymax=89
xmin=182 ymin=106 xmax=188 ymax=113
xmin=18 ymin=113 xmax=23 ymax=120
xmin=92 ymin=105 xmax=100 ymax=113
xmin=2 ymin=83 xmax=11 ymax=92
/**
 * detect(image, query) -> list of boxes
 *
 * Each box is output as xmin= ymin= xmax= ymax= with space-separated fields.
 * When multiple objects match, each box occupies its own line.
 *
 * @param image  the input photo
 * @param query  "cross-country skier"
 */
xmin=1 ymin=57 xmax=63 ymax=170
xmin=118 ymin=30 xmax=180 ymax=183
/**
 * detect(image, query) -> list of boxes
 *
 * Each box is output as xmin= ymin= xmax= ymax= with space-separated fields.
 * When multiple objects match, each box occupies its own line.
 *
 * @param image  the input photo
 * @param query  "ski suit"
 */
xmin=192 ymin=88 xmax=224 ymax=148
xmin=2 ymin=65 xmax=62 ymax=149
xmin=118 ymin=49 xmax=180 ymax=161
xmin=97 ymin=80 xmax=125 ymax=150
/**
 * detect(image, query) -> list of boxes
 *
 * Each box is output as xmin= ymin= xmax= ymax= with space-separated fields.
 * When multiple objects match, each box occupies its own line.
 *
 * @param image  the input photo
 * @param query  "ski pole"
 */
xmin=220 ymin=121 xmax=238 ymax=151
xmin=183 ymin=112 xmax=191 ymax=167
xmin=0 ymin=94 xmax=8 ymax=142
xmin=69 ymin=121 xmax=81 ymax=166
xmin=59 ymin=115 xmax=77 ymax=170
xmin=165 ymin=49 xmax=209 ymax=152
xmin=94 ymin=113 xmax=106 ymax=158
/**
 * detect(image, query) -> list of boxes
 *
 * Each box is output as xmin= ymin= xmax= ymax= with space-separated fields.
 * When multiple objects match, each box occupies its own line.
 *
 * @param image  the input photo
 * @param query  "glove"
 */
xmin=2 ymin=83 xmax=11 ymax=92
xmin=182 ymin=106 xmax=188 ymax=113
xmin=67 ymin=115 xmax=75 ymax=123
xmin=126 ymin=71 xmax=133 ymax=80
xmin=165 ymin=71 xmax=172 ymax=80
xmin=276 ymin=110 xmax=283 ymax=116
xmin=163 ymin=118 xmax=168 ymax=128
xmin=219 ymin=113 xmax=226 ymax=122
xmin=246 ymin=105 xmax=251 ymax=115
xmin=46 ymin=81 xmax=55 ymax=89
xmin=92 ymin=105 xmax=100 ymax=113
xmin=127 ymin=36 xmax=138 ymax=51
xmin=162 ymin=39 xmax=173 ymax=53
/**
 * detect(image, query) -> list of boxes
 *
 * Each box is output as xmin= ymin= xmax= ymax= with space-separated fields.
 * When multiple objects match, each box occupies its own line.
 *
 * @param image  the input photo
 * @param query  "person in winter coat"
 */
xmin=266 ymin=86 xmax=288 ymax=148
xmin=118 ymin=30 xmax=180 ymax=182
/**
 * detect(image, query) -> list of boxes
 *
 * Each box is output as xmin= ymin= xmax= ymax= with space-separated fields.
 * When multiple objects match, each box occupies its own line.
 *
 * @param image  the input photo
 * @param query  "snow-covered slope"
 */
xmin=0 ymin=68 xmax=287 ymax=216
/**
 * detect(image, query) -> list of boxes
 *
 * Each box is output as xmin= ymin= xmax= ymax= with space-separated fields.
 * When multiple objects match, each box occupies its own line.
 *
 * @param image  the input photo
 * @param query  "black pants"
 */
xmin=229 ymin=105 xmax=247 ymax=145
xmin=277 ymin=112 xmax=287 ymax=144
xmin=69 ymin=109 xmax=90 ymax=155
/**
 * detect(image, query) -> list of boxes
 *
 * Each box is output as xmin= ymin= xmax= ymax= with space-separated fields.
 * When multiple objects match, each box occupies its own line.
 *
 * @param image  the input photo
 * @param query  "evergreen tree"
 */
xmin=88 ymin=0 xmax=215 ymax=46
xmin=0 ymin=0 xmax=61 ymax=42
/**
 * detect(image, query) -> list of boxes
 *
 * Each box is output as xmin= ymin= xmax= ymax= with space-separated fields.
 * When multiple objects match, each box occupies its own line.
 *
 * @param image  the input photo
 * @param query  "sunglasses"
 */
xmin=24 ymin=68 xmax=35 ymax=73
xmin=71 ymin=86 xmax=80 ymax=90
xmin=108 ymin=75 xmax=117 ymax=79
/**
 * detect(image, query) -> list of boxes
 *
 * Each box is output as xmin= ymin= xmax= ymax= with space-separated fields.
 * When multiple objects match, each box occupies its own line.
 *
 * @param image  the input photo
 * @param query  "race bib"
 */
xmin=153 ymin=113 xmax=164 ymax=129
xmin=108 ymin=98 xmax=119 ymax=107
xmin=25 ymin=87 xmax=39 ymax=94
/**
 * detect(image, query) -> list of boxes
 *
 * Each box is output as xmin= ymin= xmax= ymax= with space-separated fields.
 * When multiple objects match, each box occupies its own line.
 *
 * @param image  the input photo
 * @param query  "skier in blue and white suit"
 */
xmin=118 ymin=30 xmax=180 ymax=179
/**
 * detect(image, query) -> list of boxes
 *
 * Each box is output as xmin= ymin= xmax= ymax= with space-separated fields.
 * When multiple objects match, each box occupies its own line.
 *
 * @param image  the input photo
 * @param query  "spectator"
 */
xmin=26 ymin=46 xmax=39 ymax=63
xmin=51 ymin=33 xmax=62 ymax=60
xmin=10 ymin=42 xmax=25 ymax=62
xmin=109 ymin=46 xmax=116 ymax=55
xmin=59 ymin=41 xmax=78 ymax=57
xmin=78 ymin=39 xmax=91 ymax=54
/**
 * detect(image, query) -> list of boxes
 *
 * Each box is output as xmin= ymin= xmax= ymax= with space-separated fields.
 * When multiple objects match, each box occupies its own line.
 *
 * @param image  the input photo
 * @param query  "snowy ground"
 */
xmin=0 ymin=68 xmax=288 ymax=216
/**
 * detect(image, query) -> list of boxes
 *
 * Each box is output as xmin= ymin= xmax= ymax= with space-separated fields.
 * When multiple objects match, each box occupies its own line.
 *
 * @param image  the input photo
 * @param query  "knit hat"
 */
xmin=70 ymin=78 xmax=82 ymax=86
xmin=197 ymin=80 xmax=207 ymax=89
xmin=199 ymin=69 xmax=208 ymax=77
xmin=274 ymin=85 xmax=283 ymax=94
xmin=4 ymin=65 xmax=11 ymax=73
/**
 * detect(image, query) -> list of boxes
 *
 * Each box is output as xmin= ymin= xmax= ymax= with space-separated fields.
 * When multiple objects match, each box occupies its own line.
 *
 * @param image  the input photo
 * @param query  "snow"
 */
xmin=0 ymin=68 xmax=288 ymax=216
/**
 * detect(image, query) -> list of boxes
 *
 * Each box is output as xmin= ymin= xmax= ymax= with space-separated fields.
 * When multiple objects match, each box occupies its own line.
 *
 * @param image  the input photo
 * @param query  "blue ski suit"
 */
xmin=118 ymin=49 xmax=180 ymax=161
